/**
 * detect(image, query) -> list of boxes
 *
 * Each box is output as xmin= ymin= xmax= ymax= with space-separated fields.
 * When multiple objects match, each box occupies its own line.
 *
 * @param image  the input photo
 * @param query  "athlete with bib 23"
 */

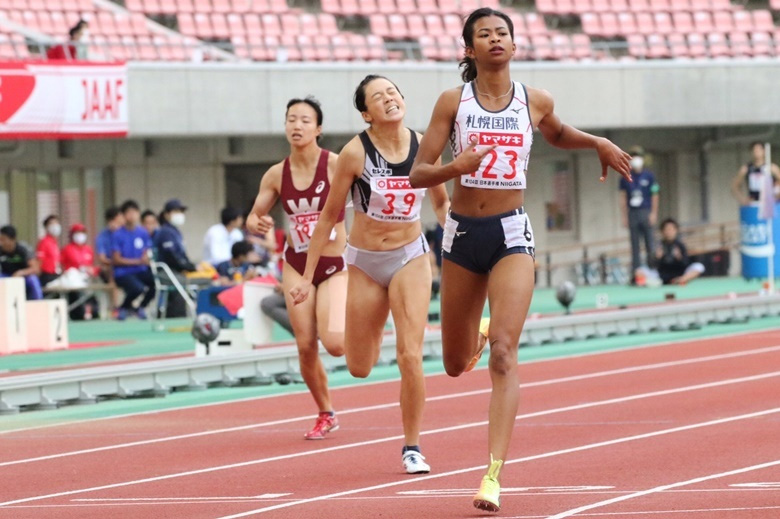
xmin=409 ymin=8 xmax=633 ymax=513
xmin=290 ymin=75 xmax=451 ymax=475
xmin=247 ymin=97 xmax=348 ymax=441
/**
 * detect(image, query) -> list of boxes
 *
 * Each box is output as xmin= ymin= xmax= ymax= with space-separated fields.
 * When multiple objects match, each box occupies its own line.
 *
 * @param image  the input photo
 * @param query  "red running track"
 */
xmin=1 ymin=328 xmax=780 ymax=518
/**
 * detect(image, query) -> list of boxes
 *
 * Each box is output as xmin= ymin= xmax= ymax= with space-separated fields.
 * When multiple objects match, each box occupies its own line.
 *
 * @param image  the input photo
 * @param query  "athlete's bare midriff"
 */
xmin=450 ymin=184 xmax=526 ymax=217
xmin=348 ymin=212 xmax=422 ymax=251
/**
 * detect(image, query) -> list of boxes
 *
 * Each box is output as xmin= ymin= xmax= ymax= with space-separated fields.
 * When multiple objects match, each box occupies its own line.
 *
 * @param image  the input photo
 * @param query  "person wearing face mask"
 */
xmin=61 ymin=223 xmax=98 ymax=320
xmin=46 ymin=19 xmax=88 ymax=61
xmin=619 ymin=146 xmax=659 ymax=283
xmin=36 ymin=215 xmax=62 ymax=288
xmin=154 ymin=199 xmax=198 ymax=318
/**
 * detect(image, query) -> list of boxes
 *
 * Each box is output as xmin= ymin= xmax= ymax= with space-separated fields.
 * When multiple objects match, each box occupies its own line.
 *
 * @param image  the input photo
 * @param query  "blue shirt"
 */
xmin=619 ymin=169 xmax=659 ymax=211
xmin=111 ymin=225 xmax=151 ymax=278
xmin=216 ymin=260 xmax=252 ymax=280
xmin=95 ymin=228 xmax=114 ymax=258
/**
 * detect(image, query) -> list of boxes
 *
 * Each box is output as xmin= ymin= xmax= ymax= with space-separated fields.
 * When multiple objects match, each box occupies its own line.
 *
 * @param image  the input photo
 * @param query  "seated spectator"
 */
xmin=46 ymin=19 xmax=88 ymax=61
xmin=203 ymin=207 xmax=245 ymax=266
xmin=216 ymin=241 xmax=258 ymax=285
xmin=261 ymin=284 xmax=293 ymax=336
xmin=656 ymin=218 xmax=705 ymax=285
xmin=155 ymin=199 xmax=196 ymax=274
xmin=0 ymin=225 xmax=42 ymax=300
xmin=141 ymin=210 xmax=159 ymax=242
xmin=36 ymin=214 xmax=62 ymax=288
xmin=61 ymin=223 xmax=98 ymax=320
xmin=96 ymin=207 xmax=124 ymax=281
xmin=112 ymin=200 xmax=155 ymax=320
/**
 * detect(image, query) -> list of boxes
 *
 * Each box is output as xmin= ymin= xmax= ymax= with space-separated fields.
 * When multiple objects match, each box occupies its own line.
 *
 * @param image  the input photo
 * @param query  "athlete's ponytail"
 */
xmin=459 ymin=7 xmax=515 ymax=83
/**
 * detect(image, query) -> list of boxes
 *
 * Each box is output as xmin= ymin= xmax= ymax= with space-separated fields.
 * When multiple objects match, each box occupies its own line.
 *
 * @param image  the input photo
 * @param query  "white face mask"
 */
xmin=73 ymin=232 xmax=88 ymax=245
xmin=630 ymin=156 xmax=644 ymax=171
xmin=80 ymin=29 xmax=90 ymax=40
xmin=170 ymin=212 xmax=186 ymax=226
xmin=48 ymin=223 xmax=62 ymax=237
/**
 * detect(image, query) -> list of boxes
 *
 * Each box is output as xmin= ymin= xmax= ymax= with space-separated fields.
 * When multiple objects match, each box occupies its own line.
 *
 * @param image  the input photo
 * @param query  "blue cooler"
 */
xmin=740 ymin=203 xmax=780 ymax=279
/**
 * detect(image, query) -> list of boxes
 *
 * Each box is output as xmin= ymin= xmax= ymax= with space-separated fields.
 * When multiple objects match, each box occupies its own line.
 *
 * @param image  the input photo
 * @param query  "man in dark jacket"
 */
xmin=656 ymin=218 xmax=705 ymax=285
xmin=154 ymin=199 xmax=199 ymax=317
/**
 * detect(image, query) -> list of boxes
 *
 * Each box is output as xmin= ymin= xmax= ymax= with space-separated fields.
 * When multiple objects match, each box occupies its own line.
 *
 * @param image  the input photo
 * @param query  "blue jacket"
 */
xmin=154 ymin=223 xmax=195 ymax=272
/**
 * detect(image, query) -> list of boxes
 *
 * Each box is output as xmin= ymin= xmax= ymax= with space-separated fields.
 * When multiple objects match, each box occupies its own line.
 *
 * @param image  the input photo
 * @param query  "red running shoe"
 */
xmin=304 ymin=412 xmax=339 ymax=440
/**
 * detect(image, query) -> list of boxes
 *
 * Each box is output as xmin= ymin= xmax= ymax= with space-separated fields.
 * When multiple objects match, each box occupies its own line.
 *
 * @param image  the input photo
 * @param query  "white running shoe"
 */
xmin=402 ymin=451 xmax=431 ymax=474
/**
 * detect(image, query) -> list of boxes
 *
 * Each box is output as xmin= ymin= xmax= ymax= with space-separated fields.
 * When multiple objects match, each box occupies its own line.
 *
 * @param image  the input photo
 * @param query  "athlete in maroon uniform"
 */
xmin=247 ymin=97 xmax=348 ymax=440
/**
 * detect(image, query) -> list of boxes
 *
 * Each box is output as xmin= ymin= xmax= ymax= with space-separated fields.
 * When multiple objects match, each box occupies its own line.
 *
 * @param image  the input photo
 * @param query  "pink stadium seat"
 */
xmin=627 ymin=0 xmax=649 ymax=12
xmin=244 ymin=14 xmax=262 ymax=34
xmin=339 ymin=0 xmax=359 ymax=16
xmin=667 ymin=32 xmax=688 ymax=58
xmin=231 ymin=35 xmax=249 ymax=59
xmin=525 ymin=13 xmax=547 ymax=35
xmin=407 ymin=14 xmax=425 ymax=35
xmin=388 ymin=14 xmax=408 ymax=39
xmin=244 ymin=35 xmax=268 ymax=60
xmin=280 ymin=13 xmax=301 ymax=33
xmin=535 ymin=0 xmax=556 ymax=14
xmin=231 ymin=0 xmax=250 ymax=12
xmin=134 ymin=35 xmax=157 ymax=60
xmin=158 ymin=0 xmax=176 ymax=13
xmin=444 ymin=13 xmax=463 ymax=36
xmin=752 ymin=10 xmax=774 ymax=33
xmin=647 ymin=34 xmax=669 ymax=58
xmin=318 ymin=14 xmax=339 ymax=36
xmin=653 ymin=12 xmax=672 ymax=35
xmin=267 ymin=0 xmax=288 ymax=13
xmin=396 ymin=0 xmax=415 ymax=13
xmin=581 ymin=13 xmax=601 ymax=35
xmin=125 ymin=0 xmax=144 ymax=8
xmin=313 ymin=35 xmax=334 ymax=60
xmin=227 ymin=13 xmax=245 ymax=35
xmin=193 ymin=0 xmax=211 ymax=13
xmin=37 ymin=11 xmax=54 ymax=34
xmin=419 ymin=35 xmax=440 ymax=61
xmin=130 ymin=13 xmax=149 ymax=34
xmin=571 ymin=33 xmax=591 ymax=59
xmin=713 ymin=11 xmax=733 ymax=33
xmin=299 ymin=13 xmax=319 ymax=35
xmin=728 ymin=31 xmax=750 ymax=56
xmin=211 ymin=13 xmax=229 ymax=38
xmin=556 ymin=0 xmax=575 ymax=15
xmin=617 ymin=12 xmax=637 ymax=34
xmin=51 ymin=11 xmax=67 ymax=32
xmin=647 ymin=0 xmax=669 ymax=11
xmin=634 ymin=12 xmax=654 ymax=35
xmin=693 ymin=11 xmax=713 ymax=33
xmin=21 ymin=10 xmax=38 ymax=30
xmin=611 ymin=0 xmax=628 ymax=11
xmin=531 ymin=34 xmax=553 ymax=60
xmin=369 ymin=14 xmax=389 ymax=37
xmin=249 ymin=0 xmax=269 ymax=11
xmin=435 ymin=35 xmax=457 ymax=61
xmin=123 ymin=36 xmax=141 ymax=61
xmin=97 ymin=12 xmax=117 ymax=36
xmin=707 ymin=32 xmax=730 ymax=57
xmin=175 ymin=0 xmax=194 ymax=13
xmin=626 ymin=34 xmax=647 ymax=58
xmin=357 ymin=0 xmax=377 ymax=15
xmin=591 ymin=0 xmax=611 ymax=13
xmin=571 ymin=0 xmax=591 ymax=15
xmin=771 ymin=0 xmax=780 ymax=10
xmin=213 ymin=0 xmax=231 ymax=13
xmin=551 ymin=34 xmax=573 ymax=60
xmin=296 ymin=35 xmax=316 ymax=61
xmin=710 ymin=0 xmax=731 ymax=11
xmin=348 ymin=33 xmax=369 ymax=60
xmin=194 ymin=13 xmax=213 ymax=38
xmin=262 ymin=14 xmax=281 ymax=36
xmin=76 ymin=0 xmax=92 ymax=11
xmin=417 ymin=0 xmax=439 ymax=14
xmin=687 ymin=0 xmax=708 ymax=9
xmin=425 ymin=14 xmax=444 ymax=34
xmin=114 ymin=14 xmax=134 ymax=36
xmin=601 ymin=13 xmax=619 ymax=37
xmin=687 ymin=32 xmax=706 ymax=57
xmin=672 ymin=12 xmax=693 ymax=34
xmin=320 ymin=0 xmax=340 ymax=14
xmin=667 ymin=0 xmax=689 ymax=11
xmin=751 ymin=31 xmax=773 ymax=56
xmin=331 ymin=34 xmax=354 ymax=60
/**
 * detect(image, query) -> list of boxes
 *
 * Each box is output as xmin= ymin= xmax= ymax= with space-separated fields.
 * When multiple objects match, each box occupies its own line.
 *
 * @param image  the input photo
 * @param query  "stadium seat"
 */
xmin=419 ymin=34 xmax=440 ymax=60
xmin=130 ymin=13 xmax=149 ymax=34
xmin=653 ymin=12 xmax=672 ymax=35
xmin=194 ymin=13 xmax=213 ymax=38
xmin=514 ymin=33 xmax=530 ymax=60
xmin=646 ymin=33 xmax=669 ymax=58
xmin=751 ymin=31 xmax=773 ymax=56
xmin=425 ymin=14 xmax=444 ymax=34
xmin=244 ymin=13 xmax=262 ymax=34
xmin=227 ymin=13 xmax=245 ymax=35
xmin=535 ymin=0 xmax=556 ymax=14
xmin=592 ymin=0 xmax=613 ymax=12
xmin=443 ymin=13 xmax=462 ymax=36
xmin=280 ymin=14 xmax=301 ymax=34
xmin=320 ymin=0 xmax=339 ymax=14
xmin=713 ymin=10 xmax=733 ymax=33
xmin=114 ymin=14 xmax=134 ymax=36
xmin=159 ymin=0 xmax=176 ymax=13
xmin=751 ymin=10 xmax=774 ymax=33
xmin=667 ymin=32 xmax=688 ymax=58
xmin=628 ymin=0 xmax=649 ymax=11
xmin=667 ymin=0 xmax=689 ymax=11
xmin=617 ymin=12 xmax=637 ymax=34
xmin=572 ymin=0 xmax=592 ymax=15
xmin=672 ymin=12 xmax=693 ymax=34
xmin=635 ymin=12 xmax=654 ymax=35
xmin=556 ymin=0 xmax=575 ymax=15
xmin=339 ymin=0 xmax=359 ymax=16
xmin=611 ymin=0 xmax=628 ymax=11
xmin=692 ymin=11 xmax=713 ymax=34
xmin=688 ymin=0 xmax=709 ymax=9
xmin=600 ymin=13 xmax=619 ymax=37
xmin=176 ymin=0 xmax=194 ymax=13
xmin=299 ymin=13 xmax=319 ymax=35
xmin=212 ymin=0 xmax=231 ymax=13
xmin=626 ymin=34 xmax=647 ymax=58
xmin=571 ymin=33 xmax=592 ymax=59
xmin=531 ymin=34 xmax=553 ymax=60
xmin=551 ymin=33 xmax=573 ymax=60
xmin=417 ymin=0 xmax=438 ymax=14
xmin=388 ymin=14 xmax=408 ymax=39
xmin=369 ymin=14 xmax=389 ymax=38
xmin=581 ymin=13 xmax=600 ymax=35
xmin=407 ymin=14 xmax=425 ymax=35
xmin=177 ymin=13 xmax=196 ymax=35
xmin=728 ymin=31 xmax=750 ymax=57
xmin=396 ymin=0 xmax=415 ymax=14
xmin=231 ymin=0 xmax=250 ymax=13
xmin=710 ymin=0 xmax=731 ymax=11
xmin=647 ymin=0 xmax=670 ymax=11
xmin=331 ymin=34 xmax=354 ymax=60
xmin=193 ymin=0 xmax=211 ymax=13
xmin=436 ymin=34 xmax=458 ymax=61
xmin=687 ymin=32 xmax=707 ymax=57
xmin=98 ymin=12 xmax=117 ymax=36
xmin=137 ymin=35 xmax=159 ymax=60
xmin=771 ymin=0 xmax=780 ymax=10
xmin=262 ymin=14 xmax=281 ymax=36
xmin=525 ymin=13 xmax=548 ymax=35
xmin=356 ymin=0 xmax=377 ymax=15
xmin=318 ymin=14 xmax=339 ymax=36
xmin=707 ymin=32 xmax=730 ymax=57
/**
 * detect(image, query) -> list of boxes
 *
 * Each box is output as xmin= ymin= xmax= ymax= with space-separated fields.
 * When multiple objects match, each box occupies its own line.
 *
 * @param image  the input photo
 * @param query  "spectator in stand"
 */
xmin=36 ymin=214 xmax=62 ymax=288
xmin=619 ymin=145 xmax=659 ymax=283
xmin=731 ymin=141 xmax=780 ymax=206
xmin=656 ymin=218 xmax=705 ymax=285
xmin=215 ymin=241 xmax=257 ymax=285
xmin=155 ymin=199 xmax=196 ymax=274
xmin=61 ymin=223 xmax=98 ymax=320
xmin=46 ymin=19 xmax=88 ymax=61
xmin=202 ymin=207 xmax=244 ymax=266
xmin=112 ymin=200 xmax=155 ymax=320
xmin=96 ymin=207 xmax=124 ymax=281
xmin=141 ymin=210 xmax=160 ymax=243
xmin=0 ymin=225 xmax=42 ymax=300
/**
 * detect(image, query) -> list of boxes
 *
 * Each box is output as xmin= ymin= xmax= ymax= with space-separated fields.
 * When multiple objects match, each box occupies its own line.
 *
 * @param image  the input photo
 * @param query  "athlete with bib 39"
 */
xmin=290 ymin=75 xmax=450 ymax=475
xmin=247 ymin=97 xmax=347 ymax=440
xmin=410 ymin=8 xmax=632 ymax=512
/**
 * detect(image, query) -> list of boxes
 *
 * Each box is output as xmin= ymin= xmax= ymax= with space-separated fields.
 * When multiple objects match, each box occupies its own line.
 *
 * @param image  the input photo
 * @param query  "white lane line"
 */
xmin=73 ymin=495 xmax=291 ymax=501
xmin=214 ymin=407 xmax=780 ymax=518
xmin=2 ymin=370 xmax=778 ymax=509
xmin=547 ymin=459 xmax=780 ymax=518
xmin=5 ymin=343 xmax=780 ymax=468
xmin=504 ymin=505 xmax=780 ymax=517
xmin=2 ymin=326 xmax=775 ymax=436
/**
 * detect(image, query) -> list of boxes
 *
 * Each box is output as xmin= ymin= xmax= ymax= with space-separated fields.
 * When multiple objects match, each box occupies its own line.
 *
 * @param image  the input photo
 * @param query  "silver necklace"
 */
xmin=476 ymin=81 xmax=513 ymax=100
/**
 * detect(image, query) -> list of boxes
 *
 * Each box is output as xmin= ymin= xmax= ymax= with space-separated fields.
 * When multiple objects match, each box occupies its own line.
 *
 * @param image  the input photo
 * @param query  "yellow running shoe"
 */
xmin=473 ymin=454 xmax=503 ymax=512
xmin=465 ymin=318 xmax=490 ymax=372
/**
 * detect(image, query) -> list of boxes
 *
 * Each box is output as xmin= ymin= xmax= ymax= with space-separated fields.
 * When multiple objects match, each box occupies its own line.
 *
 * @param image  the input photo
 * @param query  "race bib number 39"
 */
xmin=367 ymin=176 xmax=425 ymax=222
xmin=289 ymin=212 xmax=336 ymax=252
xmin=461 ymin=132 xmax=528 ymax=190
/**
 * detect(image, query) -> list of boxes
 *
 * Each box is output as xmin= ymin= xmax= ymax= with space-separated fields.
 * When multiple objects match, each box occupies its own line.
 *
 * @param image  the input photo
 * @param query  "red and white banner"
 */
xmin=0 ymin=61 xmax=127 ymax=139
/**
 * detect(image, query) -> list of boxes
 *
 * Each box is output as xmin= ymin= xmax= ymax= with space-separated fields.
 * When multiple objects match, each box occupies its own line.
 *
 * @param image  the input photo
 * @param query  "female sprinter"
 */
xmin=409 ymin=8 xmax=632 ymax=512
xmin=290 ymin=76 xmax=450 ymax=474
xmin=247 ymin=97 xmax=348 ymax=440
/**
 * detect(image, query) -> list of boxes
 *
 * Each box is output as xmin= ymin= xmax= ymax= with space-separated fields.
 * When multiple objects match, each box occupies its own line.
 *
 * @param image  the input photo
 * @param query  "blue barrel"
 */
xmin=740 ymin=203 xmax=780 ymax=279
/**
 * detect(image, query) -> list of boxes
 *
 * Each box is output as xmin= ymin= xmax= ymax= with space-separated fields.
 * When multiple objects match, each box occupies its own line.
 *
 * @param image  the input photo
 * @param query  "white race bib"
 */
xmin=289 ymin=212 xmax=335 ymax=253
xmin=460 ymin=132 xmax=527 ymax=190
xmin=367 ymin=176 xmax=425 ymax=222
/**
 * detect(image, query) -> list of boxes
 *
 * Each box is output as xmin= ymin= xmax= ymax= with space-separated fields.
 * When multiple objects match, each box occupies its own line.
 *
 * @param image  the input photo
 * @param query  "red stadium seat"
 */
xmin=628 ymin=0 xmax=649 ymax=12
xmin=193 ymin=0 xmax=211 ymax=13
xmin=443 ymin=13 xmax=462 ymax=36
xmin=551 ymin=33 xmax=573 ymax=60
xmin=417 ymin=0 xmax=439 ymax=14
xmin=556 ymin=0 xmax=575 ymax=15
xmin=647 ymin=0 xmax=670 ymax=11
xmin=687 ymin=32 xmax=706 ymax=57
xmin=178 ymin=13 xmax=196 ymax=35
xmin=130 ymin=13 xmax=149 ymax=34
xmin=231 ymin=0 xmax=250 ymax=13
xmin=601 ymin=13 xmax=619 ymax=37
xmin=525 ymin=13 xmax=547 ymax=35
xmin=752 ymin=10 xmax=774 ymax=33
xmin=227 ymin=13 xmax=245 ymax=35
xmin=652 ymin=12 xmax=672 ymax=35
xmin=571 ymin=0 xmax=592 ymax=15
xmin=320 ymin=0 xmax=339 ymax=13
xmin=425 ymin=14 xmax=444 ymax=34
xmin=531 ymin=34 xmax=553 ymax=60
xmin=407 ymin=14 xmax=425 ymax=35
xmin=667 ymin=32 xmax=688 ymax=58
xmin=114 ymin=14 xmax=134 ymax=36
xmin=727 ymin=31 xmax=750 ymax=56
xmin=707 ymin=32 xmax=730 ymax=57
xmin=617 ymin=12 xmax=637 ymax=34
xmin=591 ymin=0 xmax=611 ymax=13
xmin=672 ymin=12 xmax=693 ymax=34
xmin=268 ymin=0 xmax=288 ymax=13
xmin=211 ymin=13 xmax=229 ymax=38
xmin=435 ymin=35 xmax=458 ymax=61
xmin=388 ymin=14 xmax=408 ymax=39
xmin=611 ymin=0 xmax=628 ymax=11
xmin=244 ymin=13 xmax=262 ymax=34
xmin=369 ymin=14 xmax=389 ymax=37
xmin=176 ymin=0 xmax=194 ymax=13
xmin=191 ymin=13 xmax=211 ymax=38
xmin=646 ymin=33 xmax=669 ymax=58
xmin=262 ymin=14 xmax=281 ymax=36
xmin=159 ymin=0 xmax=177 ymax=13
xmin=339 ymin=0 xmax=359 ymax=16
xmin=634 ymin=12 xmax=654 ymax=35
xmin=692 ymin=11 xmax=713 ymax=34
xmin=535 ymin=0 xmax=556 ymax=14
xmin=419 ymin=35 xmax=440 ymax=61
xmin=318 ymin=14 xmax=339 ymax=36
xmin=667 ymin=0 xmax=689 ymax=11
xmin=751 ymin=31 xmax=773 ymax=56
xmin=571 ymin=33 xmax=591 ymax=59
xmin=581 ymin=13 xmax=600 ymax=35
xmin=626 ymin=34 xmax=647 ymax=58
xmin=713 ymin=11 xmax=734 ymax=33
xmin=213 ymin=0 xmax=231 ymax=13
xmin=396 ymin=0 xmax=415 ymax=13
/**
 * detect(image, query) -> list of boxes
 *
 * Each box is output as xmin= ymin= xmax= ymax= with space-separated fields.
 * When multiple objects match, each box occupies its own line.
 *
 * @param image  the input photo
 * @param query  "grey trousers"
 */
xmin=260 ymin=292 xmax=293 ymax=335
xmin=628 ymin=207 xmax=656 ymax=273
